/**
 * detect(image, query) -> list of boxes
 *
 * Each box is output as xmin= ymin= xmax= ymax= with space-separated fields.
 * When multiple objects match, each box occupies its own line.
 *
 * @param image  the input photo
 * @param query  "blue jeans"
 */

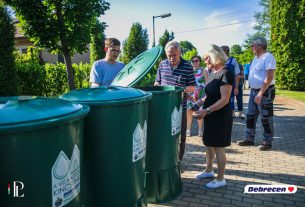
xmin=235 ymin=84 xmax=243 ymax=111
xmin=245 ymin=86 xmax=275 ymax=144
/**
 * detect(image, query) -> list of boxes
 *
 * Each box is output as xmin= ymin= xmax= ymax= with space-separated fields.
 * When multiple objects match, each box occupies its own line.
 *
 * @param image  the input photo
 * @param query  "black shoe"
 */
xmin=237 ymin=139 xmax=254 ymax=146
xmin=258 ymin=142 xmax=272 ymax=151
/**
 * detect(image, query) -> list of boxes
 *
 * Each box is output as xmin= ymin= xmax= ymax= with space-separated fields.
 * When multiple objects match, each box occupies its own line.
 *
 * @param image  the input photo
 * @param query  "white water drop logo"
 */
xmin=171 ymin=105 xmax=182 ymax=135
xmin=52 ymin=145 xmax=80 ymax=207
xmin=132 ymin=120 xmax=147 ymax=162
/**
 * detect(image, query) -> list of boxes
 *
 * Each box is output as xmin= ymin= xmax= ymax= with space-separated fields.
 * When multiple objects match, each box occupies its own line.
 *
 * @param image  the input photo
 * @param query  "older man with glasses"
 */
xmin=154 ymin=41 xmax=196 ymax=161
xmin=90 ymin=38 xmax=125 ymax=87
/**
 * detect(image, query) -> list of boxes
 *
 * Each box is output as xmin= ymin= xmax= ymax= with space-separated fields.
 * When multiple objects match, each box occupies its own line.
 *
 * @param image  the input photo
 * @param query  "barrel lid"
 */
xmin=60 ymin=86 xmax=151 ymax=105
xmin=111 ymin=46 xmax=163 ymax=87
xmin=0 ymin=96 xmax=86 ymax=126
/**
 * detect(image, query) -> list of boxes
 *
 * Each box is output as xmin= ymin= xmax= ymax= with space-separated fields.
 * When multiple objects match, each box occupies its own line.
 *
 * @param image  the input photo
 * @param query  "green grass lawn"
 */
xmin=276 ymin=89 xmax=305 ymax=102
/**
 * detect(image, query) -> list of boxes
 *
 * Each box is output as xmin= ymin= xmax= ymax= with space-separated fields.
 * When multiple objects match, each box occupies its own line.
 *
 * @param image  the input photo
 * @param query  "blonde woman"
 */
xmin=194 ymin=44 xmax=234 ymax=188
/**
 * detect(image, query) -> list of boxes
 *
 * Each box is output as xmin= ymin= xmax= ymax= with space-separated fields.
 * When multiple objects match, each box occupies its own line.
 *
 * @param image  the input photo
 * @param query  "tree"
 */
xmin=243 ymin=0 xmax=271 ymax=49
xmin=121 ymin=22 xmax=149 ymax=64
xmin=0 ymin=5 xmax=17 ymax=96
xmin=158 ymin=29 xmax=174 ymax=59
xmin=4 ymin=0 xmax=110 ymax=90
xmin=235 ymin=49 xmax=254 ymax=65
xmin=243 ymin=33 xmax=265 ymax=49
xmin=270 ymin=0 xmax=305 ymax=90
xmin=253 ymin=0 xmax=271 ymax=40
xmin=90 ymin=20 xmax=107 ymax=63
xmin=182 ymin=48 xmax=198 ymax=61
xmin=179 ymin=40 xmax=196 ymax=56
xmin=230 ymin=44 xmax=243 ymax=56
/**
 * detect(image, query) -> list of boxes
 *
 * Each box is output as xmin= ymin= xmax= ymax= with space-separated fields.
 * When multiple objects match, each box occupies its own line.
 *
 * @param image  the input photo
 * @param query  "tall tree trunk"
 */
xmin=63 ymin=48 xmax=76 ymax=90
xmin=55 ymin=2 xmax=76 ymax=90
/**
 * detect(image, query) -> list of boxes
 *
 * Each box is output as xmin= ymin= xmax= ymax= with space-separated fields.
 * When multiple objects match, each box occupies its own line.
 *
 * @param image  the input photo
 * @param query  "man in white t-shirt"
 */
xmin=237 ymin=37 xmax=276 ymax=151
xmin=90 ymin=38 xmax=125 ymax=87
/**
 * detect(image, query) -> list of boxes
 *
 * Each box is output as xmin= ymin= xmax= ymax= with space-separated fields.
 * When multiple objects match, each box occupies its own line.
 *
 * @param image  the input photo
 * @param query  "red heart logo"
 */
xmin=288 ymin=187 xmax=294 ymax=192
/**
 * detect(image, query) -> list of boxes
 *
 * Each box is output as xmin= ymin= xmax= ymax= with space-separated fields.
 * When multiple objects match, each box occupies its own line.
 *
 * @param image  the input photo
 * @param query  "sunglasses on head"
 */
xmin=191 ymin=59 xmax=199 ymax=63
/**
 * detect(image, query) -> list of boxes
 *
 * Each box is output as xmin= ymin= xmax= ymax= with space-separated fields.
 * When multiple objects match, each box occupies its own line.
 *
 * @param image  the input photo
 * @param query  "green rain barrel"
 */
xmin=136 ymin=86 xmax=184 ymax=203
xmin=60 ymin=86 xmax=152 ymax=207
xmin=0 ymin=96 xmax=90 ymax=207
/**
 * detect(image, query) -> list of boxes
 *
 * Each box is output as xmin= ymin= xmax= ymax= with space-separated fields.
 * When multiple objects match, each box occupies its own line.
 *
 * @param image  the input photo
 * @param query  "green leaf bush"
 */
xmin=271 ymin=0 xmax=305 ymax=91
xmin=15 ymin=50 xmax=91 ymax=97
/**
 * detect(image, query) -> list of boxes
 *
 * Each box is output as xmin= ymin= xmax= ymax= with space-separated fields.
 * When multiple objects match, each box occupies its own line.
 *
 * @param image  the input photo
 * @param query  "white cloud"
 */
xmin=204 ymin=8 xmax=236 ymax=23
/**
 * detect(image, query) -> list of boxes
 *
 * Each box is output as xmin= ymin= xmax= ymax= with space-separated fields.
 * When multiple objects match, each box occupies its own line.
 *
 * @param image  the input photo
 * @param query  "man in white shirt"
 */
xmin=237 ymin=37 xmax=276 ymax=151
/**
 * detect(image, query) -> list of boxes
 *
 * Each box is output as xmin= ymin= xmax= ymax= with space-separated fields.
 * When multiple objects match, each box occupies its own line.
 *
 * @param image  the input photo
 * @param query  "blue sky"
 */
xmin=101 ymin=0 xmax=260 ymax=55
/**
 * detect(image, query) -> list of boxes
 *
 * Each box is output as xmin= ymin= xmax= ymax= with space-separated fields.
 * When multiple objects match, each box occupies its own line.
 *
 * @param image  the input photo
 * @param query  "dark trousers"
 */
xmin=245 ymin=85 xmax=275 ymax=144
xmin=179 ymin=110 xmax=187 ymax=161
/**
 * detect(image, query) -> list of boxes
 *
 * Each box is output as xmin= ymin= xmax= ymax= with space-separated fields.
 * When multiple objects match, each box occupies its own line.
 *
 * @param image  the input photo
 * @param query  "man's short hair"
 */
xmin=165 ymin=41 xmax=181 ymax=52
xmin=105 ymin=38 xmax=121 ymax=48
xmin=252 ymin=37 xmax=267 ymax=50
xmin=221 ymin=45 xmax=230 ymax=56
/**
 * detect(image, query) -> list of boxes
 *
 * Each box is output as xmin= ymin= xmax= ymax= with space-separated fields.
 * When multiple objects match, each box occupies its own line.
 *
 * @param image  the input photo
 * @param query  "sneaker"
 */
xmin=258 ymin=142 xmax=272 ymax=151
xmin=186 ymin=130 xmax=191 ymax=137
xmin=238 ymin=113 xmax=245 ymax=120
xmin=195 ymin=170 xmax=214 ymax=180
xmin=237 ymin=139 xmax=254 ymax=146
xmin=206 ymin=179 xmax=226 ymax=189
xmin=198 ymin=129 xmax=203 ymax=137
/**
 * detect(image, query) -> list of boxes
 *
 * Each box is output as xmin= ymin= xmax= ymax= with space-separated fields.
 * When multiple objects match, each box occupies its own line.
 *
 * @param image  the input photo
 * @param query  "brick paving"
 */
xmin=149 ymin=89 xmax=305 ymax=207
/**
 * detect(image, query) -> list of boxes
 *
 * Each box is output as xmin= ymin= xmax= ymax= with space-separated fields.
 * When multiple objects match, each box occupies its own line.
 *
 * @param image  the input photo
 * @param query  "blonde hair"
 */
xmin=205 ymin=44 xmax=228 ymax=66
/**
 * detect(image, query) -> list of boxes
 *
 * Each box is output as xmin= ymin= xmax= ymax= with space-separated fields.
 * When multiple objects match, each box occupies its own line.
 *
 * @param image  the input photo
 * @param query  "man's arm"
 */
xmin=234 ymin=75 xmax=239 ymax=95
xmin=233 ymin=59 xmax=240 ymax=95
xmin=89 ymin=62 xmax=102 ymax=88
xmin=184 ymin=64 xmax=196 ymax=93
xmin=90 ymin=82 xmax=100 ymax=88
xmin=154 ymin=63 xmax=162 ymax=86
xmin=184 ymin=86 xmax=195 ymax=93
xmin=254 ymin=69 xmax=275 ymax=104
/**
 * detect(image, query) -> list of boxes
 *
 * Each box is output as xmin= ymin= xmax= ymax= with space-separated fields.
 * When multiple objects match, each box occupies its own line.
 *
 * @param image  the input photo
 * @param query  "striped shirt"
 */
xmin=155 ymin=58 xmax=196 ymax=111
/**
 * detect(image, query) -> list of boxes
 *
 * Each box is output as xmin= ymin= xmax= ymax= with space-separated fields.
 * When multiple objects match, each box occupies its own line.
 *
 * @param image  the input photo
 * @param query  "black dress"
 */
xmin=203 ymin=68 xmax=234 ymax=147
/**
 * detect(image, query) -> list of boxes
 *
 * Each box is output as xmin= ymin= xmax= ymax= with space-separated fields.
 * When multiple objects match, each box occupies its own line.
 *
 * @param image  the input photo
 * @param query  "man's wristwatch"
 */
xmin=205 ymin=107 xmax=212 ymax=115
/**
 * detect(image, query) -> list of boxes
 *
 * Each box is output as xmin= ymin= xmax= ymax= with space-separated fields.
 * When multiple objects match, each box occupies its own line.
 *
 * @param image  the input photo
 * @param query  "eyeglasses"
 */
xmin=110 ymin=48 xmax=121 ymax=53
xmin=191 ymin=59 xmax=199 ymax=63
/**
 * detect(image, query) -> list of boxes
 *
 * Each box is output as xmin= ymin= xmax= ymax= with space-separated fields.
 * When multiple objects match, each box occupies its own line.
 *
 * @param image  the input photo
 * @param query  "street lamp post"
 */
xmin=152 ymin=13 xmax=171 ymax=47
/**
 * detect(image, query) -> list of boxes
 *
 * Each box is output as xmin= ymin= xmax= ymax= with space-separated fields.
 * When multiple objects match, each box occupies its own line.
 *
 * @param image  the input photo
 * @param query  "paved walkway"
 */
xmin=149 ymin=89 xmax=305 ymax=207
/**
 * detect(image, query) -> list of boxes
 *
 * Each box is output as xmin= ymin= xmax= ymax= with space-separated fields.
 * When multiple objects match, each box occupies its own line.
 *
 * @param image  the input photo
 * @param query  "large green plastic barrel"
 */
xmin=0 ymin=96 xmax=90 ymax=207
xmin=60 ymin=86 xmax=152 ymax=207
xmin=136 ymin=86 xmax=183 ymax=203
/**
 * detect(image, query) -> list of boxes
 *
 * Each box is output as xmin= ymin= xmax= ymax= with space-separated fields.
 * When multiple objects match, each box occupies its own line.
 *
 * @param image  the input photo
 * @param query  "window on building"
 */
xmin=58 ymin=54 xmax=65 ymax=63
xmin=21 ymin=48 xmax=27 ymax=54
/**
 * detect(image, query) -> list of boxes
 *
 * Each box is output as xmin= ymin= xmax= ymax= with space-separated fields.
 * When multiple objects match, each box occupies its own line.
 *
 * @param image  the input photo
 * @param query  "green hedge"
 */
xmin=15 ymin=51 xmax=91 ymax=97
xmin=270 ymin=0 xmax=305 ymax=91
xmin=16 ymin=60 xmax=45 ymax=96
xmin=0 ymin=6 xmax=17 ymax=96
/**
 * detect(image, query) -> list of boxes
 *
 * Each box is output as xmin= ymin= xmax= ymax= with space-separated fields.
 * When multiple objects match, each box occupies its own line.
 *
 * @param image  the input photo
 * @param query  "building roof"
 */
xmin=13 ymin=18 xmax=25 ymax=38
